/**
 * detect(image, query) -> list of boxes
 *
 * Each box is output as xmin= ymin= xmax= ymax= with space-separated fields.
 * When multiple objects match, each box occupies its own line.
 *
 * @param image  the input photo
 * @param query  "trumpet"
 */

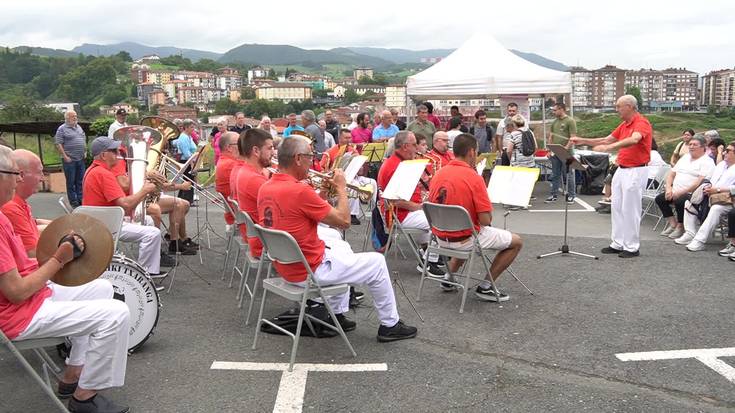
xmin=268 ymin=160 xmax=374 ymax=201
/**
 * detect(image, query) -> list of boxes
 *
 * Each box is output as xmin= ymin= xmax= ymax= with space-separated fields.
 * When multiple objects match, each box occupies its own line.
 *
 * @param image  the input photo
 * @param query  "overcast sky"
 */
xmin=1 ymin=0 xmax=733 ymax=74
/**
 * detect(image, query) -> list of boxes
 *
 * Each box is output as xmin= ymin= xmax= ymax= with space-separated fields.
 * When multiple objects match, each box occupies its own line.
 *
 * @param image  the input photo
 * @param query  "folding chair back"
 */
xmin=73 ymin=206 xmax=125 ymax=252
xmin=255 ymin=224 xmax=309 ymax=267
xmin=423 ymin=202 xmax=476 ymax=235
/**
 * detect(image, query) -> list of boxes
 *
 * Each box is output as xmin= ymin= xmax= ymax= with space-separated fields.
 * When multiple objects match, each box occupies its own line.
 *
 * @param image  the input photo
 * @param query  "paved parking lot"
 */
xmin=2 ymin=188 xmax=734 ymax=412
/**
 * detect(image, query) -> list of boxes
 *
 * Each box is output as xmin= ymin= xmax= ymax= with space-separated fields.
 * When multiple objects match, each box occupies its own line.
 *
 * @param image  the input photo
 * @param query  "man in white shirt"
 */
xmin=657 ymin=135 xmax=715 ymax=239
xmin=494 ymin=102 xmax=528 ymax=165
xmin=107 ymin=109 xmax=128 ymax=139
xmin=677 ymin=142 xmax=735 ymax=251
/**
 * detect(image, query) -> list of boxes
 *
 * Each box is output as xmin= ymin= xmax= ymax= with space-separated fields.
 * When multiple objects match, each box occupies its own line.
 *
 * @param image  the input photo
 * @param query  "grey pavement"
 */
xmin=2 ymin=185 xmax=734 ymax=413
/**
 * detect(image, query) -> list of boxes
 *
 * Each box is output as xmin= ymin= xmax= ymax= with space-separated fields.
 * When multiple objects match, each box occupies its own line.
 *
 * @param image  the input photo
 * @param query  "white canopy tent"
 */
xmin=405 ymin=32 xmax=573 ymax=141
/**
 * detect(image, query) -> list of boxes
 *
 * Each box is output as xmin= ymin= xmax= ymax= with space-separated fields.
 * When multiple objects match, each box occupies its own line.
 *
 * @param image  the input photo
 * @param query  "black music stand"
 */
xmin=537 ymin=144 xmax=598 ymax=260
xmin=362 ymin=142 xmax=386 ymax=163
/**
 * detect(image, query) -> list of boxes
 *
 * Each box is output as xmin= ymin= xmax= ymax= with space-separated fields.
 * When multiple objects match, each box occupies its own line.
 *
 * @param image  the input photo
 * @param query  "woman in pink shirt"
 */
xmin=212 ymin=119 xmax=228 ymax=164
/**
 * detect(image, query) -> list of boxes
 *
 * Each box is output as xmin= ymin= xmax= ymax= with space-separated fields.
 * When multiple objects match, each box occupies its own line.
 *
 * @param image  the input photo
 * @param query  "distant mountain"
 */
xmin=9 ymin=46 xmax=79 ymax=58
xmin=346 ymin=46 xmax=569 ymax=72
xmin=71 ymin=42 xmax=222 ymax=61
xmin=219 ymin=44 xmax=392 ymax=67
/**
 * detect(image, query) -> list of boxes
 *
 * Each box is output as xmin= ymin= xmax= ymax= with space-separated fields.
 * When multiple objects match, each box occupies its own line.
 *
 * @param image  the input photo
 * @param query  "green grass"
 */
xmin=8 ymin=134 xmax=63 ymax=166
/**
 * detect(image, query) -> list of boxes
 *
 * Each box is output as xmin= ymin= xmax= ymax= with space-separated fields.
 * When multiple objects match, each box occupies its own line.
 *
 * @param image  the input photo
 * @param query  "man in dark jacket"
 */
xmin=469 ymin=110 xmax=495 ymax=153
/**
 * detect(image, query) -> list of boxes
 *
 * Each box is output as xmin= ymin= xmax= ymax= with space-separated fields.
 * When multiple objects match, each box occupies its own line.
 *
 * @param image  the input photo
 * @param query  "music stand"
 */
xmin=361 ymin=142 xmax=386 ymax=163
xmin=537 ymin=144 xmax=598 ymax=260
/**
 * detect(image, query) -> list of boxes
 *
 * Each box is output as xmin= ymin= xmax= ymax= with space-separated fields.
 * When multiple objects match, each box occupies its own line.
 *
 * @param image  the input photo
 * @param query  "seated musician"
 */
xmin=322 ymin=129 xmax=377 ymax=225
xmin=1 ymin=150 xmax=52 ymax=257
xmin=234 ymin=129 xmax=275 ymax=257
xmin=216 ymin=131 xmax=244 ymax=228
xmin=257 ymin=138 xmax=417 ymax=342
xmin=83 ymin=137 xmax=167 ymax=277
xmin=0 ymin=145 xmax=131 ymax=413
xmin=428 ymin=133 xmax=523 ymax=302
xmin=377 ymin=131 xmax=444 ymax=277
xmin=112 ymin=147 xmax=196 ymax=257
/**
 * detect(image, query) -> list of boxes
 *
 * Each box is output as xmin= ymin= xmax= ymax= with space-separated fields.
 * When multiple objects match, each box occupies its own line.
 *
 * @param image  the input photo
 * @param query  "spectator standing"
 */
xmin=54 ymin=110 xmax=86 ymax=208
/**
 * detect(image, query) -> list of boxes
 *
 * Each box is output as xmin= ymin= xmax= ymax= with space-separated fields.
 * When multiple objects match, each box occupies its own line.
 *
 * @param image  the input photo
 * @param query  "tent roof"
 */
xmin=406 ymin=33 xmax=571 ymax=98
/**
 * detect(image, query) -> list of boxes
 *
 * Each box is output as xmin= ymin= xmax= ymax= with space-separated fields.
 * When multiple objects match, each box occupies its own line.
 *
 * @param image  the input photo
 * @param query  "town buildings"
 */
xmin=701 ymin=68 xmax=735 ymax=108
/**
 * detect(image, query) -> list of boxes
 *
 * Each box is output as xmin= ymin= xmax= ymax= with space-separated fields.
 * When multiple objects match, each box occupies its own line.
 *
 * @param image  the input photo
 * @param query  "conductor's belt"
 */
xmin=618 ymin=164 xmax=648 ymax=169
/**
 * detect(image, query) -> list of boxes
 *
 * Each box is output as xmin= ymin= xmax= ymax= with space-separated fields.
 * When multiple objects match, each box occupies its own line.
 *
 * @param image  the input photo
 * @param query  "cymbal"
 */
xmin=36 ymin=214 xmax=114 ymax=287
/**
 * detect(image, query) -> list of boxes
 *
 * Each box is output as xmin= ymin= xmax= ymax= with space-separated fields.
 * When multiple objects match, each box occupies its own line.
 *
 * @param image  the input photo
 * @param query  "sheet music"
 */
xmin=344 ymin=155 xmax=367 ymax=183
xmin=476 ymin=158 xmax=486 ymax=175
xmin=382 ymin=159 xmax=430 ymax=201
xmin=487 ymin=166 xmax=540 ymax=207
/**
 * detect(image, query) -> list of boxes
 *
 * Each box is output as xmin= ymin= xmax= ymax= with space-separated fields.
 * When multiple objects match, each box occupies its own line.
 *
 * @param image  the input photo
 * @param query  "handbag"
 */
xmin=709 ymin=191 xmax=733 ymax=206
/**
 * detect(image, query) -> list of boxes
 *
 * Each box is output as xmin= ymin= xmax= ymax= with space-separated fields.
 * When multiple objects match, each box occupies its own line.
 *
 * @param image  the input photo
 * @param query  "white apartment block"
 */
xmin=701 ymin=68 xmax=735 ymax=107
xmin=254 ymin=82 xmax=312 ymax=102
xmin=385 ymin=85 xmax=407 ymax=114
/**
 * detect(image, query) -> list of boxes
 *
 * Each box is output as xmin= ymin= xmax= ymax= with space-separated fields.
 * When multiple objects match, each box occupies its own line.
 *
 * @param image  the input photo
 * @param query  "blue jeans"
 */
xmin=550 ymin=155 xmax=575 ymax=197
xmin=63 ymin=159 xmax=85 ymax=206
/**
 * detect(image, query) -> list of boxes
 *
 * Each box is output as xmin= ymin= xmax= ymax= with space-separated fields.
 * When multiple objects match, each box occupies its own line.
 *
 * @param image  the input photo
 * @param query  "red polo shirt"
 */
xmin=83 ymin=160 xmax=126 ymax=207
xmin=428 ymin=160 xmax=492 ymax=239
xmin=257 ymin=173 xmax=332 ymax=282
xmin=235 ymin=162 xmax=268 ymax=257
xmin=1 ymin=195 xmax=39 ymax=252
xmin=216 ymin=153 xmax=241 ymax=225
xmin=611 ymin=112 xmax=652 ymax=167
xmin=377 ymin=153 xmax=423 ymax=222
xmin=0 ymin=212 xmax=50 ymax=339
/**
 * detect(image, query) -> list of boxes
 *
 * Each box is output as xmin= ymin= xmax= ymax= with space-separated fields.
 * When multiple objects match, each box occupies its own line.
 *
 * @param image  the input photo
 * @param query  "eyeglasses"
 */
xmin=298 ymin=153 xmax=315 ymax=159
xmin=0 ymin=169 xmax=22 ymax=176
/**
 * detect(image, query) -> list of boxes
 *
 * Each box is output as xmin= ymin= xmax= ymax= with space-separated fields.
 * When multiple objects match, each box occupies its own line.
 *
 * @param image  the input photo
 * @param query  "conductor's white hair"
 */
xmin=617 ymin=95 xmax=638 ymax=110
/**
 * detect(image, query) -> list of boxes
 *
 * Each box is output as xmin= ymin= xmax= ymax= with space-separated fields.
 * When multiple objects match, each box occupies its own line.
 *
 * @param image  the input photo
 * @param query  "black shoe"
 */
xmin=169 ymin=240 xmax=196 ymax=255
xmin=330 ymin=313 xmax=357 ymax=332
xmin=417 ymin=262 xmax=444 ymax=278
xmin=57 ymin=381 xmax=77 ymax=399
xmin=183 ymin=237 xmax=199 ymax=248
xmin=600 ymin=246 xmax=622 ymax=254
xmin=475 ymin=285 xmax=509 ymax=302
xmin=351 ymin=215 xmax=361 ymax=225
xmin=566 ymin=195 xmax=575 ymax=204
xmin=349 ymin=287 xmax=365 ymax=308
xmin=68 ymin=394 xmax=129 ymax=413
xmin=618 ymin=250 xmax=640 ymax=258
xmin=440 ymin=281 xmax=458 ymax=292
xmin=160 ymin=253 xmax=176 ymax=268
xmin=377 ymin=320 xmax=418 ymax=342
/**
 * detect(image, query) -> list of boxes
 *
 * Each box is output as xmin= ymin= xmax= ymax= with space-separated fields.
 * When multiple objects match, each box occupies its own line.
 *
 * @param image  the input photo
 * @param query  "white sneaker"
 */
xmin=718 ymin=243 xmax=735 ymax=257
xmin=668 ymin=227 xmax=685 ymax=239
xmin=660 ymin=224 xmax=674 ymax=237
xmin=686 ymin=240 xmax=706 ymax=252
xmin=674 ymin=232 xmax=694 ymax=245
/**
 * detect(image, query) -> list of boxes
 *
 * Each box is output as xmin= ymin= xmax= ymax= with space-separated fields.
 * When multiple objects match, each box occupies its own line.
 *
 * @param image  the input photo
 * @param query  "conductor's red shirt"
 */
xmin=235 ymin=162 xmax=267 ymax=257
xmin=377 ymin=153 xmax=423 ymax=222
xmin=257 ymin=173 xmax=332 ymax=282
xmin=83 ymin=160 xmax=126 ymax=207
xmin=428 ymin=160 xmax=492 ymax=239
xmin=611 ymin=112 xmax=652 ymax=167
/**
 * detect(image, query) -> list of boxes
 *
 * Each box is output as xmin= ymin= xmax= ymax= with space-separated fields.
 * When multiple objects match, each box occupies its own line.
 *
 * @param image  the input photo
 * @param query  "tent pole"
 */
xmin=570 ymin=92 xmax=575 ymax=117
xmin=541 ymin=95 xmax=547 ymax=149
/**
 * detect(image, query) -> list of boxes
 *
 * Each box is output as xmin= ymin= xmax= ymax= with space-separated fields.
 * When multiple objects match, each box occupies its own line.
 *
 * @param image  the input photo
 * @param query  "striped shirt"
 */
xmin=54 ymin=123 xmax=87 ymax=161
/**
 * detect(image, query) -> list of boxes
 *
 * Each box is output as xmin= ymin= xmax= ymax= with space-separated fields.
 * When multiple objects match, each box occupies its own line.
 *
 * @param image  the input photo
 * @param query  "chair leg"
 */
xmin=416 ymin=252 xmax=430 ymax=302
xmin=221 ymin=230 xmax=233 ymax=278
xmin=459 ymin=254 xmax=474 ymax=314
xmin=319 ymin=289 xmax=356 ymax=358
xmin=245 ymin=260 xmax=268 ymax=325
xmin=288 ymin=290 xmax=311 ymax=372
xmin=236 ymin=258 xmax=251 ymax=301
xmin=229 ymin=246 xmax=241 ymax=288
xmin=251 ymin=287 xmax=269 ymax=351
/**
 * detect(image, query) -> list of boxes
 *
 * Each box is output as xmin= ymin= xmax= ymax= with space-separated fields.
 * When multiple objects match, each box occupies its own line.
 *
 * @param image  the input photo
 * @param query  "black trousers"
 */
xmin=654 ymin=192 xmax=690 ymax=223
xmin=177 ymin=166 xmax=195 ymax=203
xmin=728 ymin=207 xmax=735 ymax=238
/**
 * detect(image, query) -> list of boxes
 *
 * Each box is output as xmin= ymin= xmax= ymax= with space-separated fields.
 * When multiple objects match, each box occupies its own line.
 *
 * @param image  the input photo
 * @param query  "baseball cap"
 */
xmin=90 ymin=136 xmax=121 ymax=157
xmin=116 ymin=108 xmax=128 ymax=116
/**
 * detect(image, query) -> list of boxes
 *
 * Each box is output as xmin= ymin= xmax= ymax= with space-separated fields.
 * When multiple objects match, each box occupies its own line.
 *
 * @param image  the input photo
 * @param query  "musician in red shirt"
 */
xmin=425 ymin=131 xmax=455 ymax=173
xmin=428 ymin=133 xmax=523 ymax=302
xmin=83 ymin=137 xmax=166 ymax=276
xmin=257 ymin=138 xmax=417 ymax=342
xmin=571 ymin=95 xmax=652 ymax=258
xmin=1 ymin=150 xmax=51 ymax=257
xmin=377 ymin=131 xmax=443 ymax=277
xmin=216 ymin=131 xmax=243 ymax=226
xmin=235 ymin=129 xmax=275 ymax=258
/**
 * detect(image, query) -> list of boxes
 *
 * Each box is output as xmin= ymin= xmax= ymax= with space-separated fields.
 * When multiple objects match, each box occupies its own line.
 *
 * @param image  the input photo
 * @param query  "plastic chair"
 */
xmin=418 ymin=202 xmax=533 ymax=313
xmin=1 ymin=330 xmax=69 ymax=412
xmin=641 ymin=165 xmax=671 ymax=229
xmin=251 ymin=224 xmax=356 ymax=372
xmin=219 ymin=193 xmax=238 ymax=278
xmin=72 ymin=206 xmax=125 ymax=252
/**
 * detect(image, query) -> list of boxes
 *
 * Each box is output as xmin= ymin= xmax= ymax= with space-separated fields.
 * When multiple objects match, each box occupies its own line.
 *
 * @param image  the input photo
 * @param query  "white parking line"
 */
xmin=211 ymin=362 xmax=388 ymax=412
xmin=616 ymin=347 xmax=735 ymax=384
xmin=527 ymin=197 xmax=596 ymax=213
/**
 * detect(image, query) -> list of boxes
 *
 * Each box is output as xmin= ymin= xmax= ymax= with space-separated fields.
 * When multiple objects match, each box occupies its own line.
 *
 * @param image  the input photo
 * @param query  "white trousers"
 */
xmin=16 ymin=279 xmax=130 ymax=390
xmin=349 ymin=176 xmax=377 ymax=216
xmin=683 ymin=202 xmax=732 ymax=243
xmin=317 ymin=224 xmax=343 ymax=241
xmin=400 ymin=210 xmax=439 ymax=262
xmin=610 ymin=166 xmax=648 ymax=252
xmin=311 ymin=237 xmax=399 ymax=327
xmin=119 ymin=221 xmax=161 ymax=273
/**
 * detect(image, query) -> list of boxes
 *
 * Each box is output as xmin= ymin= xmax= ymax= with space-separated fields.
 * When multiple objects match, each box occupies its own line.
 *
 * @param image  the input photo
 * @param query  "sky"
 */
xmin=1 ymin=0 xmax=734 ymax=74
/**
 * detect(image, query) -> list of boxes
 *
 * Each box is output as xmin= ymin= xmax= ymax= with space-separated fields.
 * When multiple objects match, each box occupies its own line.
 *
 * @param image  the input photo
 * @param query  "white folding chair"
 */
xmin=382 ymin=200 xmax=425 ymax=265
xmin=418 ymin=202 xmax=533 ymax=313
xmin=251 ymin=224 xmax=356 ymax=372
xmin=219 ymin=193 xmax=238 ymax=278
xmin=58 ymin=197 xmax=73 ymax=214
xmin=641 ymin=165 xmax=671 ymax=229
xmin=72 ymin=206 xmax=124 ymax=253
xmin=1 ymin=330 xmax=68 ymax=412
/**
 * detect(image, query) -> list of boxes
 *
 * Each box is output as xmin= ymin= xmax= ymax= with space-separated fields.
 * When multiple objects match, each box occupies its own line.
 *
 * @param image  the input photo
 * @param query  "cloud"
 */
xmin=0 ymin=0 xmax=733 ymax=73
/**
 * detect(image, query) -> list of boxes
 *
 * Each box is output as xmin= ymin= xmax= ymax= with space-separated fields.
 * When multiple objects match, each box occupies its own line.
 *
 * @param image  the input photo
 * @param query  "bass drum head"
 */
xmin=100 ymin=256 xmax=160 ymax=352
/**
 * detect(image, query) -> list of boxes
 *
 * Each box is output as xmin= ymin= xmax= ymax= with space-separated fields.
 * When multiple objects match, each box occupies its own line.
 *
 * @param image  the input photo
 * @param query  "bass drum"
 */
xmin=100 ymin=255 xmax=161 ymax=352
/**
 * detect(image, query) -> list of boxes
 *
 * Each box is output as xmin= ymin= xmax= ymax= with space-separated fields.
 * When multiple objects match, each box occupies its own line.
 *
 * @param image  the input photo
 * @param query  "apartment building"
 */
xmin=385 ymin=85 xmax=407 ymax=114
xmin=662 ymin=68 xmax=698 ymax=108
xmin=254 ymin=82 xmax=312 ymax=102
xmin=353 ymin=67 xmax=374 ymax=80
xmin=625 ymin=69 xmax=663 ymax=105
xmin=701 ymin=68 xmax=735 ymax=107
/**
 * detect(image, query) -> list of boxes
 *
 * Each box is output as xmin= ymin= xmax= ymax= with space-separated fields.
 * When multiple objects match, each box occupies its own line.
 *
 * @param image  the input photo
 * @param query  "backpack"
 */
xmin=520 ymin=129 xmax=536 ymax=156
